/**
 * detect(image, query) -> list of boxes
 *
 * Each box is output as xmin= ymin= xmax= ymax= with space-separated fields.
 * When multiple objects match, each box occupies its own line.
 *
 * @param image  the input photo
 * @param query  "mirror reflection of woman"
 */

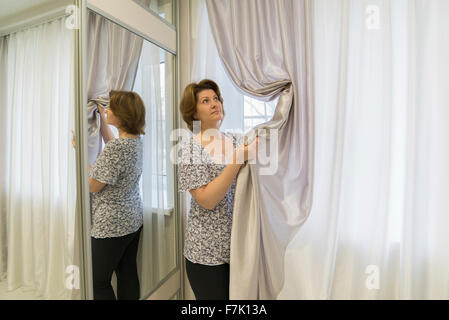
xmin=178 ymin=79 xmax=258 ymax=300
xmin=75 ymin=91 xmax=146 ymax=300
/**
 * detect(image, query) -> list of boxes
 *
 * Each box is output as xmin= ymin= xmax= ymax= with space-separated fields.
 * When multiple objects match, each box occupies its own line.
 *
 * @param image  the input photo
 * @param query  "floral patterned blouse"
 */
xmin=178 ymin=132 xmax=242 ymax=266
xmin=90 ymin=137 xmax=144 ymax=239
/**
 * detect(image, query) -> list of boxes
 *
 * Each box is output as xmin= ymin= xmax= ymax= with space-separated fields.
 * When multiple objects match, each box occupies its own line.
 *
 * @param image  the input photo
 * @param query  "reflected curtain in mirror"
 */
xmin=86 ymin=10 xmax=144 ymax=164
xmin=134 ymin=39 xmax=177 ymax=297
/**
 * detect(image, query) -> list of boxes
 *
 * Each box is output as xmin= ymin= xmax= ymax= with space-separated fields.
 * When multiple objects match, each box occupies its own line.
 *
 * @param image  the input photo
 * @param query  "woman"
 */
xmin=178 ymin=79 xmax=258 ymax=300
xmin=88 ymin=90 xmax=145 ymax=300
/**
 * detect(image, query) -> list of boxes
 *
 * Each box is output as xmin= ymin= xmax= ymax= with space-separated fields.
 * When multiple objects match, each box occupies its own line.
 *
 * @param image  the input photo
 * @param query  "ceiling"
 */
xmin=0 ymin=0 xmax=54 ymax=21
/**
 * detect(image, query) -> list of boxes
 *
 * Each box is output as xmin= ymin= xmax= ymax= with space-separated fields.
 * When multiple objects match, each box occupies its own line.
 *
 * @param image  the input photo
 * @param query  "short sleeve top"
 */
xmin=178 ymin=132 xmax=243 ymax=266
xmin=90 ymin=137 xmax=144 ymax=239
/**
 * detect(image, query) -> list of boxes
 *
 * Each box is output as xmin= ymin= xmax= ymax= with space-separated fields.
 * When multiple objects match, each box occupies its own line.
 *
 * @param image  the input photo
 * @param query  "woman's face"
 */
xmin=104 ymin=108 xmax=121 ymax=128
xmin=194 ymin=89 xmax=223 ymax=129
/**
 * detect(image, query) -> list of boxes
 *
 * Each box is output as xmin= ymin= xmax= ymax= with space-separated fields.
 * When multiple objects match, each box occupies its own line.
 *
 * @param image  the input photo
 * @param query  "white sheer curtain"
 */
xmin=192 ymin=0 xmax=449 ymax=299
xmin=0 ymin=18 xmax=76 ymax=299
xmin=134 ymin=39 xmax=177 ymax=296
xmin=279 ymin=0 xmax=449 ymax=300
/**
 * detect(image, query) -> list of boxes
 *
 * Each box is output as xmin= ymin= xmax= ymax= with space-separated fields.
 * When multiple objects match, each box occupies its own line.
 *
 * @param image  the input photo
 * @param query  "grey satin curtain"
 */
xmin=86 ymin=11 xmax=144 ymax=163
xmin=206 ymin=0 xmax=314 ymax=299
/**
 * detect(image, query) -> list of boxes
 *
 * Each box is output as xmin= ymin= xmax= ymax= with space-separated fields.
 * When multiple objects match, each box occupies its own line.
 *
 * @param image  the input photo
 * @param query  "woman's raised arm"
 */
xmin=190 ymin=138 xmax=258 ymax=210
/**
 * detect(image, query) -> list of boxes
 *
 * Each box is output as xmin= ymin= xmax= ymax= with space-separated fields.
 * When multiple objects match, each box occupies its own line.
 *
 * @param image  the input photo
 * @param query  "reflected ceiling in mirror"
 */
xmin=133 ymin=0 xmax=174 ymax=25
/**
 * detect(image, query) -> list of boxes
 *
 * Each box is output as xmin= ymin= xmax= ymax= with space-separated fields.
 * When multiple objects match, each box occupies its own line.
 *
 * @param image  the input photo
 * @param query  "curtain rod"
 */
xmin=0 ymin=7 xmax=71 ymax=38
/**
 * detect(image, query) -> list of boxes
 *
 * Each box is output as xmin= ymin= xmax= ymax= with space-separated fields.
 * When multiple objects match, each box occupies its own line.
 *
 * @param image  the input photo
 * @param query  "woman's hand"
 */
xmin=97 ymin=104 xmax=106 ymax=120
xmin=190 ymin=137 xmax=258 ymax=211
xmin=235 ymin=137 xmax=258 ymax=164
xmin=72 ymin=130 xmax=76 ymax=149
xmin=245 ymin=137 xmax=259 ymax=161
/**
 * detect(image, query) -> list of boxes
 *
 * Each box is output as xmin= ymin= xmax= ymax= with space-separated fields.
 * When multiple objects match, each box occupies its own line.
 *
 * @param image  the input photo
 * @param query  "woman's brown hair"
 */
xmin=179 ymin=79 xmax=225 ymax=131
xmin=109 ymin=90 xmax=146 ymax=135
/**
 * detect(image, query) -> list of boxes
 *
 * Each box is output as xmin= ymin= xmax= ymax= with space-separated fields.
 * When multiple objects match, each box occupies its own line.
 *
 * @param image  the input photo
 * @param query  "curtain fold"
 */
xmin=206 ymin=0 xmax=315 ymax=299
xmin=0 ymin=36 xmax=8 ymax=282
xmin=0 ymin=17 xmax=76 ymax=299
xmin=86 ymin=11 xmax=144 ymax=164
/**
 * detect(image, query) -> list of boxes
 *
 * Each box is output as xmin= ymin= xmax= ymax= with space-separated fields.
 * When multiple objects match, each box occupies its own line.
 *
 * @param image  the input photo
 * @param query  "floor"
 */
xmin=0 ymin=280 xmax=42 ymax=300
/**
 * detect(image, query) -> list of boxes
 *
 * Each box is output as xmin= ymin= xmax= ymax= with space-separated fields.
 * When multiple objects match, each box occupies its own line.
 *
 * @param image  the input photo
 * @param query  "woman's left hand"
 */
xmin=97 ymin=104 xmax=106 ymax=119
xmin=71 ymin=129 xmax=76 ymax=149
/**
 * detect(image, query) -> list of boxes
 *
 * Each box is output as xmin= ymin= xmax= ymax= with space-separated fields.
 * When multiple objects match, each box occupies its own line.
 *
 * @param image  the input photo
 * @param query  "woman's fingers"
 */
xmin=97 ymin=103 xmax=106 ymax=118
xmin=234 ymin=137 xmax=259 ymax=164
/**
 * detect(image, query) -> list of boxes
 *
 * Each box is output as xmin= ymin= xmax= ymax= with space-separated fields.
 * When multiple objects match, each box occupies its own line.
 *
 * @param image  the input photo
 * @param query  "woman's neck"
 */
xmin=193 ymin=122 xmax=221 ymax=144
xmin=199 ymin=121 xmax=220 ymax=134
xmin=118 ymin=128 xmax=138 ymax=138
xmin=198 ymin=127 xmax=221 ymax=140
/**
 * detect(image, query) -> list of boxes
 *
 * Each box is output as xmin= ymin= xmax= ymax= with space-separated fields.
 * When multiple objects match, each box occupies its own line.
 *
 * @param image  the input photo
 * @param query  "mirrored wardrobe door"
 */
xmin=0 ymin=0 xmax=82 ymax=300
xmin=81 ymin=0 xmax=180 ymax=300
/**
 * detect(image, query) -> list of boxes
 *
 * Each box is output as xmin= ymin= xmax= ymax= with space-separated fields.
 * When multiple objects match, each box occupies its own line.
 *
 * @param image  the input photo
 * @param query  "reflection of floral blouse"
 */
xmin=90 ymin=137 xmax=143 ymax=239
xmin=178 ymin=132 xmax=242 ymax=266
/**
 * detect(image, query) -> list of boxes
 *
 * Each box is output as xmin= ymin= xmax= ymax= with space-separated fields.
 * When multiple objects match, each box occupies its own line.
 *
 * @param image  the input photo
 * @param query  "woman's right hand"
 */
xmin=235 ymin=137 xmax=258 ymax=164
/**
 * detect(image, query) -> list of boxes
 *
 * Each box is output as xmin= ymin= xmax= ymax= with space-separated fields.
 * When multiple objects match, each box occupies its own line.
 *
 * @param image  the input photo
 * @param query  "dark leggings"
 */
xmin=185 ymin=258 xmax=230 ymax=300
xmin=91 ymin=227 xmax=142 ymax=300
